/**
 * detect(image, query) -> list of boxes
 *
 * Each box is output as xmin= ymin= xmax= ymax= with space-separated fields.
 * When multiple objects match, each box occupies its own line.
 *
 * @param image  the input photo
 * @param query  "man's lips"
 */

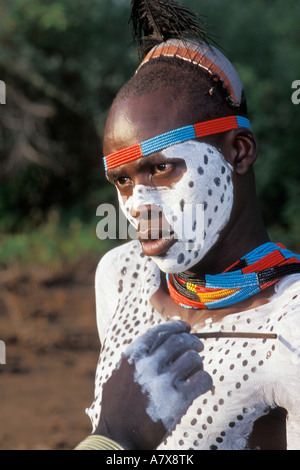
xmin=138 ymin=223 xmax=176 ymax=257
xmin=135 ymin=209 xmax=177 ymax=256
xmin=139 ymin=234 xmax=177 ymax=257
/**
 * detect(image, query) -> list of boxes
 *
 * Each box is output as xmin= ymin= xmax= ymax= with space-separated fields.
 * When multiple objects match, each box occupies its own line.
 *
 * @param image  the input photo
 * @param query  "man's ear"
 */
xmin=224 ymin=129 xmax=258 ymax=175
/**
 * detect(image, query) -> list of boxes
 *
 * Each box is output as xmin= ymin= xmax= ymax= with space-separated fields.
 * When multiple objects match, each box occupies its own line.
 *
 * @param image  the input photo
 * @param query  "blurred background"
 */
xmin=0 ymin=0 xmax=299 ymax=450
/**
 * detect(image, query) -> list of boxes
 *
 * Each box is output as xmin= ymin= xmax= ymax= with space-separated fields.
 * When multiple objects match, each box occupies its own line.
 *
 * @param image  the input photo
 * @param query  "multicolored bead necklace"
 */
xmin=166 ymin=242 xmax=300 ymax=310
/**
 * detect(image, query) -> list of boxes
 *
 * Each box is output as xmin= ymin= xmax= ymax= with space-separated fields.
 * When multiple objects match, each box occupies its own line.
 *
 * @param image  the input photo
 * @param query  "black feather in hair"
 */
xmin=130 ymin=0 xmax=214 ymax=57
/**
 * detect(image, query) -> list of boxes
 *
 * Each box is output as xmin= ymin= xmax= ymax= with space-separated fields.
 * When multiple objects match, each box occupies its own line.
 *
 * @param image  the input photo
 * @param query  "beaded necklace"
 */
xmin=166 ymin=242 xmax=300 ymax=309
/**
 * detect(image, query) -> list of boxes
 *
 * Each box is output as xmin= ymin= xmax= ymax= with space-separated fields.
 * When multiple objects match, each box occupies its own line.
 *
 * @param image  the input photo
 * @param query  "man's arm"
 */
xmin=75 ymin=321 xmax=212 ymax=450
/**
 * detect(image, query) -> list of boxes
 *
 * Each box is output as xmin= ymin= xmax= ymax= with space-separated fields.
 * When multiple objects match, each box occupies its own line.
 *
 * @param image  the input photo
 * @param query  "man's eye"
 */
xmin=154 ymin=163 xmax=172 ymax=173
xmin=117 ymin=176 xmax=130 ymax=186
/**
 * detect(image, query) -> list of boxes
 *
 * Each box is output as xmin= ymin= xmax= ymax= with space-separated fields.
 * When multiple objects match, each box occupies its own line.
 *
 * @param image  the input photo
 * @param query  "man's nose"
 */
xmin=129 ymin=203 xmax=151 ymax=220
xmin=126 ymin=184 xmax=156 ymax=216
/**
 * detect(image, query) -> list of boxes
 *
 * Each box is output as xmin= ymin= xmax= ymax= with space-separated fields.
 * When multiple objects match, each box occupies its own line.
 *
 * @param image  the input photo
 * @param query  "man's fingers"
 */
xmin=147 ymin=322 xmax=192 ymax=354
xmin=179 ymin=369 xmax=213 ymax=399
xmin=170 ymin=349 xmax=203 ymax=381
xmin=153 ymin=332 xmax=204 ymax=372
xmin=124 ymin=321 xmax=191 ymax=361
xmin=169 ymin=349 xmax=213 ymax=396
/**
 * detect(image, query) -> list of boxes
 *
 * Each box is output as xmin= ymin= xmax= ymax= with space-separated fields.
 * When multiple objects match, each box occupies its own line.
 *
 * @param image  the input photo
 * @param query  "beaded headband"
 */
xmin=103 ymin=115 xmax=251 ymax=171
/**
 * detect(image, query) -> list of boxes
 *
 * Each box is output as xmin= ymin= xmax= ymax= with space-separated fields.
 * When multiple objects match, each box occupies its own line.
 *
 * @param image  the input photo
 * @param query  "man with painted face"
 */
xmin=83 ymin=0 xmax=300 ymax=450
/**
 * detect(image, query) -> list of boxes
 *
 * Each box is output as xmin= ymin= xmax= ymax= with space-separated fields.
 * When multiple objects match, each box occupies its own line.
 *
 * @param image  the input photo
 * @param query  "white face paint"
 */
xmin=118 ymin=141 xmax=234 ymax=273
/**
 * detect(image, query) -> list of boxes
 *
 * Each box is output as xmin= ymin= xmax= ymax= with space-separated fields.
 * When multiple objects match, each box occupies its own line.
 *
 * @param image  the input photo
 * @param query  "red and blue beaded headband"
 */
xmin=103 ymin=115 xmax=251 ymax=171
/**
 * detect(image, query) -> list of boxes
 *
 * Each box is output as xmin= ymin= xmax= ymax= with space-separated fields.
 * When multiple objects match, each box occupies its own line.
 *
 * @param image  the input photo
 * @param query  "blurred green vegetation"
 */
xmin=0 ymin=0 xmax=299 ymax=267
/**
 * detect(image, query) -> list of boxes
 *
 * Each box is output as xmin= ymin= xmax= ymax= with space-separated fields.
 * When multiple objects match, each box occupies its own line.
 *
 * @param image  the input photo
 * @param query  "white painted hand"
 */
xmin=95 ymin=321 xmax=212 ymax=449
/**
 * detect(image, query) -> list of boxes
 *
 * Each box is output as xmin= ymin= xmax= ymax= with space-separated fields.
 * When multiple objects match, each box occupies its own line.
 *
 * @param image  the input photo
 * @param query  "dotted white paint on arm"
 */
xmin=126 ymin=345 xmax=187 ymax=431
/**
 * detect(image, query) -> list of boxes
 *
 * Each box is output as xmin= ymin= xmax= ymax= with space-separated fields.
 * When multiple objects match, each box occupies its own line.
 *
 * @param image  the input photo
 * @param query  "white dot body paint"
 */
xmin=118 ymin=142 xmax=234 ymax=273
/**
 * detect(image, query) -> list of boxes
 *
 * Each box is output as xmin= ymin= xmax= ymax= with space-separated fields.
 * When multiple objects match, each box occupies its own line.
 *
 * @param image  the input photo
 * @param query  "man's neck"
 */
xmin=185 ymin=204 xmax=270 ymax=277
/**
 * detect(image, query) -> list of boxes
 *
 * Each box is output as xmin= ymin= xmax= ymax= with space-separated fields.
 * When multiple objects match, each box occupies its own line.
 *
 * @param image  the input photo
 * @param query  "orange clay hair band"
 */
xmin=137 ymin=39 xmax=246 ymax=108
xmin=103 ymin=115 xmax=251 ymax=171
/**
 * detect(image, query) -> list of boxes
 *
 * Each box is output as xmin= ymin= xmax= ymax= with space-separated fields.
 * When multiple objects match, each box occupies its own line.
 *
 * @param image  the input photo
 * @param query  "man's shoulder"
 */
xmin=96 ymin=240 xmax=152 ymax=280
xmin=271 ymin=274 xmax=300 ymax=324
xmin=274 ymin=274 xmax=300 ymax=302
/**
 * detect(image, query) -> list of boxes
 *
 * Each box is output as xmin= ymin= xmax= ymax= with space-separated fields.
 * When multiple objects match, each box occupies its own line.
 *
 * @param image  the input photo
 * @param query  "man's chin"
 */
xmin=147 ymin=241 xmax=206 ymax=274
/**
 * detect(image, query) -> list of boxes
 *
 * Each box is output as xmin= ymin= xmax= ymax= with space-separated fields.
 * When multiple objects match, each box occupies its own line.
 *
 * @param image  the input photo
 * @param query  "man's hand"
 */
xmin=95 ymin=321 xmax=212 ymax=450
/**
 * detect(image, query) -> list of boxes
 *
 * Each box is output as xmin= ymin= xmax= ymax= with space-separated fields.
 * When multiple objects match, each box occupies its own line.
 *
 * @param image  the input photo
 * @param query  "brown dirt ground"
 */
xmin=0 ymin=257 xmax=101 ymax=450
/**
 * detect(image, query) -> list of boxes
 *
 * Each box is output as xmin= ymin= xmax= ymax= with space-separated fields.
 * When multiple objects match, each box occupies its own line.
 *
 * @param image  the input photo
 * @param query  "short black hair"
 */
xmin=116 ymin=55 xmax=248 ymax=121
